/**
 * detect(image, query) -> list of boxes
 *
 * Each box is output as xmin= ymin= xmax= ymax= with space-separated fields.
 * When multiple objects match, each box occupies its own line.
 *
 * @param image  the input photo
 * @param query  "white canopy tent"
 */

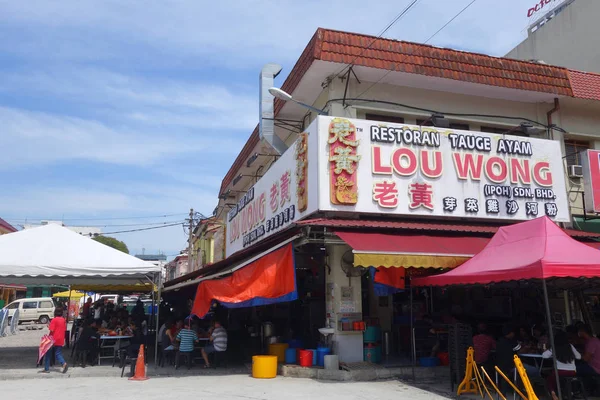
xmin=0 ymin=224 xmax=160 ymax=286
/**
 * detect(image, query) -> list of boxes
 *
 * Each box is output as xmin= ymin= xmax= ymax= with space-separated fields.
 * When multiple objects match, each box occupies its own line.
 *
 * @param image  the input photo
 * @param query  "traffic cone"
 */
xmin=129 ymin=345 xmax=148 ymax=381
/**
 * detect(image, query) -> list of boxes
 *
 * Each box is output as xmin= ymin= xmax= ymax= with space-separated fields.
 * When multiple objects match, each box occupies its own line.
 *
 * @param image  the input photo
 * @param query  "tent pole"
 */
xmin=542 ymin=279 xmax=562 ymax=400
xmin=67 ymin=286 xmax=71 ymax=324
xmin=410 ymin=277 xmax=415 ymax=382
xmin=154 ymin=273 xmax=161 ymax=368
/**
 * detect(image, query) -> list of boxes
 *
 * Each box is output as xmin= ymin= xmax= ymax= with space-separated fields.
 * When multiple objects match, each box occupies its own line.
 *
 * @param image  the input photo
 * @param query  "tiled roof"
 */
xmin=568 ymin=70 xmax=600 ymax=101
xmin=297 ymin=218 xmax=600 ymax=239
xmin=221 ymin=28 xmax=600 ymax=193
xmin=0 ymin=218 xmax=16 ymax=233
xmin=319 ymin=29 xmax=573 ymax=96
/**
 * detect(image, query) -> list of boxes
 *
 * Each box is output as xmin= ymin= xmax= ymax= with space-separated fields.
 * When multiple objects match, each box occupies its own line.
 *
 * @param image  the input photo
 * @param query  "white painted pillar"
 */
xmin=325 ymin=243 xmax=364 ymax=363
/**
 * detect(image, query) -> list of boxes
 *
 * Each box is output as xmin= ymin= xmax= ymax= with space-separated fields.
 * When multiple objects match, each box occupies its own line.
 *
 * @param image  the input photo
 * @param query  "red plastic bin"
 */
xmin=298 ymin=349 xmax=313 ymax=367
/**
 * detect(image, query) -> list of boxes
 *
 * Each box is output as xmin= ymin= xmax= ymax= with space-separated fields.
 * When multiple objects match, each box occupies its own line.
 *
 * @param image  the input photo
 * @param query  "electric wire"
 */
xmin=101 ymin=222 xmax=184 ymax=235
xmin=5 ymin=213 xmax=187 ymax=222
xmin=353 ymin=0 xmax=478 ymax=101
xmin=332 ymin=0 xmax=421 ymax=78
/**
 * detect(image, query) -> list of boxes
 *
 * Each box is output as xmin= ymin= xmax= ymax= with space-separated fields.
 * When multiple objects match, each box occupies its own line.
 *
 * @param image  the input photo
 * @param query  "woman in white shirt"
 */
xmin=542 ymin=331 xmax=581 ymax=392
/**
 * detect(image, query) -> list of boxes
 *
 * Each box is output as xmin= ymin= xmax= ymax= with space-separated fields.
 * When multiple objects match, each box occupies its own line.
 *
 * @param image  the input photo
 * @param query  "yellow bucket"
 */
xmin=252 ymin=355 xmax=278 ymax=379
xmin=268 ymin=343 xmax=289 ymax=363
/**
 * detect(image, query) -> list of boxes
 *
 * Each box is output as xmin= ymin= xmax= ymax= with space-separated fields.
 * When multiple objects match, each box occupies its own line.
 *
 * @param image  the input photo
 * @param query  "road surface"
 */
xmin=1 ymin=375 xmax=449 ymax=399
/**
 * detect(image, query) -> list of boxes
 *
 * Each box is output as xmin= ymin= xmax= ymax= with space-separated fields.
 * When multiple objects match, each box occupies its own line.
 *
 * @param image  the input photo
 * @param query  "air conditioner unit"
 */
xmin=568 ymin=165 xmax=584 ymax=178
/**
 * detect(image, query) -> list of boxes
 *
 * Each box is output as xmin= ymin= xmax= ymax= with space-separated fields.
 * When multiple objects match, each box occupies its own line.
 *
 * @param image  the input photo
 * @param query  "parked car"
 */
xmin=3 ymin=297 xmax=56 ymax=324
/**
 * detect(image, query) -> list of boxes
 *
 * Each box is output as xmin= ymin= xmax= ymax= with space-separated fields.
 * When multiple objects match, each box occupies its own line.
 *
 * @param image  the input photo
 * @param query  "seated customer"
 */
xmin=542 ymin=331 xmax=581 ymax=393
xmin=496 ymin=326 xmax=539 ymax=378
xmin=473 ymin=323 xmax=496 ymax=367
xmin=414 ymin=314 xmax=439 ymax=357
xmin=161 ymin=320 xmax=175 ymax=350
xmin=533 ymin=325 xmax=549 ymax=350
xmin=577 ymin=324 xmax=600 ymax=377
xmin=77 ymin=319 xmax=99 ymax=367
xmin=176 ymin=320 xmax=199 ymax=369
xmin=126 ymin=322 xmax=145 ymax=359
xmin=201 ymin=320 xmax=228 ymax=368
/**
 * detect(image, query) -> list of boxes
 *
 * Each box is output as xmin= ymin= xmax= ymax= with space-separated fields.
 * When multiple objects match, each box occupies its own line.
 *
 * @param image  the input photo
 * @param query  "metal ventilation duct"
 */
xmin=259 ymin=63 xmax=286 ymax=155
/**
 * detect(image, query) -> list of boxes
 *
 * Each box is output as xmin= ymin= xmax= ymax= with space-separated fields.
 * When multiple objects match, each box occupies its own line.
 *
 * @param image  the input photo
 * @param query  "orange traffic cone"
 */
xmin=129 ymin=345 xmax=148 ymax=381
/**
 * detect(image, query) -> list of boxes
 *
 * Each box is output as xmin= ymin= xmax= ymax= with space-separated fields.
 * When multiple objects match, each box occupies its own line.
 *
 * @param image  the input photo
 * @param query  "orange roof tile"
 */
xmin=569 ymin=70 xmax=600 ymax=101
xmin=319 ymin=29 xmax=572 ymax=97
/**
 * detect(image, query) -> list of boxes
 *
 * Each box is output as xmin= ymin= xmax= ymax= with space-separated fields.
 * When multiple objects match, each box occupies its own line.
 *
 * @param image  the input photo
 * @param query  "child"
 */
xmin=42 ymin=307 xmax=68 ymax=373
xmin=176 ymin=319 xmax=199 ymax=369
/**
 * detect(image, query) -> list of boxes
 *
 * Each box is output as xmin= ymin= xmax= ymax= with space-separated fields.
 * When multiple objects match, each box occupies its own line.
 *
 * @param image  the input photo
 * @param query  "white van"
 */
xmin=4 ymin=297 xmax=56 ymax=324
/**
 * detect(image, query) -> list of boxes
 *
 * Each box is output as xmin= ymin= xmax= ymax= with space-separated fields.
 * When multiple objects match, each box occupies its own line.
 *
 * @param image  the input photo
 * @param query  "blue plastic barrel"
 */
xmin=285 ymin=348 xmax=297 ymax=364
xmin=316 ymin=347 xmax=331 ymax=366
xmin=307 ymin=349 xmax=317 ymax=366
xmin=288 ymin=339 xmax=303 ymax=349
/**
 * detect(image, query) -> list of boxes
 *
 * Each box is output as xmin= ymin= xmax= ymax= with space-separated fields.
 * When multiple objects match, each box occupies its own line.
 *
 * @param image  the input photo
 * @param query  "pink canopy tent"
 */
xmin=413 ymin=216 xmax=600 ymax=287
xmin=412 ymin=216 xmax=600 ymax=398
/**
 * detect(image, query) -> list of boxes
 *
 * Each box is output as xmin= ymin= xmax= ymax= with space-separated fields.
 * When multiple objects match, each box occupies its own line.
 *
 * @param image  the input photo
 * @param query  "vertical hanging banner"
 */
xmin=582 ymin=149 xmax=600 ymax=213
xmin=328 ymin=118 xmax=360 ymax=205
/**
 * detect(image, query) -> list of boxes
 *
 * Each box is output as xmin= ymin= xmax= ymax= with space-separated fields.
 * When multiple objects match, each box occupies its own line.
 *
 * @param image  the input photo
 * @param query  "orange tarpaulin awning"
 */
xmin=191 ymin=244 xmax=297 ymax=318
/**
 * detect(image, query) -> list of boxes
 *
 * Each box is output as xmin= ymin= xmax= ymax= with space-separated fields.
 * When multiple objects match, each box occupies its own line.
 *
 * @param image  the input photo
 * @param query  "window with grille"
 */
xmin=365 ymin=114 xmax=404 ymax=124
xmin=417 ymin=119 xmax=469 ymax=130
xmin=564 ymin=140 xmax=590 ymax=168
xmin=480 ymin=126 xmax=528 ymax=137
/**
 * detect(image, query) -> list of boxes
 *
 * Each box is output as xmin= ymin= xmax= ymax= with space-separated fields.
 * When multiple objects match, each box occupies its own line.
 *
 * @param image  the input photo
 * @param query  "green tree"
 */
xmin=93 ymin=235 xmax=129 ymax=254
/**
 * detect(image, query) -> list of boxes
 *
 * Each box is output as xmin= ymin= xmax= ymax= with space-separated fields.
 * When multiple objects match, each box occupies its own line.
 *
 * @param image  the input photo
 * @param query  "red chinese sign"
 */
xmin=583 ymin=150 xmax=600 ymax=213
xmin=328 ymin=118 xmax=360 ymax=205
xmin=295 ymin=133 xmax=308 ymax=212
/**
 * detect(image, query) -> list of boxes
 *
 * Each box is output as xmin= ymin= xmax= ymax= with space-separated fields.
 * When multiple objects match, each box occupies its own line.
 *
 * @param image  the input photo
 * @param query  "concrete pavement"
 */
xmin=0 ymin=375 xmax=452 ymax=399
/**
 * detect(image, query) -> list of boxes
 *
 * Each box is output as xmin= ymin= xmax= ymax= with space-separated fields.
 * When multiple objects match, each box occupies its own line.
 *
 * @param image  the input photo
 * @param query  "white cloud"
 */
xmin=0 ymin=105 xmax=245 ymax=168
xmin=0 ymin=67 xmax=258 ymax=129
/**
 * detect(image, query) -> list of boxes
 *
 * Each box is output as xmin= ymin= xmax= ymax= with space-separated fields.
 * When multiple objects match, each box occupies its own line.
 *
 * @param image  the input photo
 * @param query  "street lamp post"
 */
xmin=268 ymin=87 xmax=327 ymax=115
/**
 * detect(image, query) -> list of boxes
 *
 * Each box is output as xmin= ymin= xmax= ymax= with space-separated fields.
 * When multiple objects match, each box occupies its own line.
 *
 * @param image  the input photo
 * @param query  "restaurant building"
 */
xmin=164 ymin=28 xmax=600 ymax=364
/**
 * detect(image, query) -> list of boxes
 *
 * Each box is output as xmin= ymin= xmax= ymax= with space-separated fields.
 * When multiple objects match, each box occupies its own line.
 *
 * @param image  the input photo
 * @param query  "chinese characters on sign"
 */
xmin=373 ymin=180 xmax=398 ymax=208
xmin=321 ymin=117 xmax=568 ymax=222
xmin=409 ymin=183 xmax=433 ymax=210
xmin=294 ymin=133 xmax=308 ymax=212
xmin=328 ymin=118 xmax=360 ymax=205
xmin=227 ymin=129 xmax=316 ymax=257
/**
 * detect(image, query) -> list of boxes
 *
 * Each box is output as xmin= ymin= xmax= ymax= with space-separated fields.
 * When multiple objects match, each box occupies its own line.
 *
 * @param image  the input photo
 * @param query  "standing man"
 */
xmin=83 ymin=297 xmax=92 ymax=319
xmin=41 ymin=307 xmax=68 ymax=373
xmin=201 ymin=320 xmax=228 ymax=368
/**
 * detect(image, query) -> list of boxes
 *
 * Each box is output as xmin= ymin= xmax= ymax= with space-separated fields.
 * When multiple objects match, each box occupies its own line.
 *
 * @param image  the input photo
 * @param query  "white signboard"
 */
xmin=316 ymin=116 xmax=570 ymax=222
xmin=225 ymin=124 xmax=318 ymax=257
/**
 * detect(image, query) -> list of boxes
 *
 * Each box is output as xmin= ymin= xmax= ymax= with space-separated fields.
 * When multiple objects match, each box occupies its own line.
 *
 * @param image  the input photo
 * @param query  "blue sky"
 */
xmin=0 ymin=0 xmax=537 ymax=256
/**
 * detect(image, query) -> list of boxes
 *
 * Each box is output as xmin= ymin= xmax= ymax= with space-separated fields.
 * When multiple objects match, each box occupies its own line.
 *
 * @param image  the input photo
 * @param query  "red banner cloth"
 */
xmin=39 ymin=334 xmax=54 ymax=363
xmin=192 ymin=244 xmax=296 ymax=317
xmin=374 ymin=267 xmax=406 ymax=289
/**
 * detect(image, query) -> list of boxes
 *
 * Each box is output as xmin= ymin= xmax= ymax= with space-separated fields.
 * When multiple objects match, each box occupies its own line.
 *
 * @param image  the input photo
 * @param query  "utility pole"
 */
xmin=187 ymin=208 xmax=194 ymax=271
